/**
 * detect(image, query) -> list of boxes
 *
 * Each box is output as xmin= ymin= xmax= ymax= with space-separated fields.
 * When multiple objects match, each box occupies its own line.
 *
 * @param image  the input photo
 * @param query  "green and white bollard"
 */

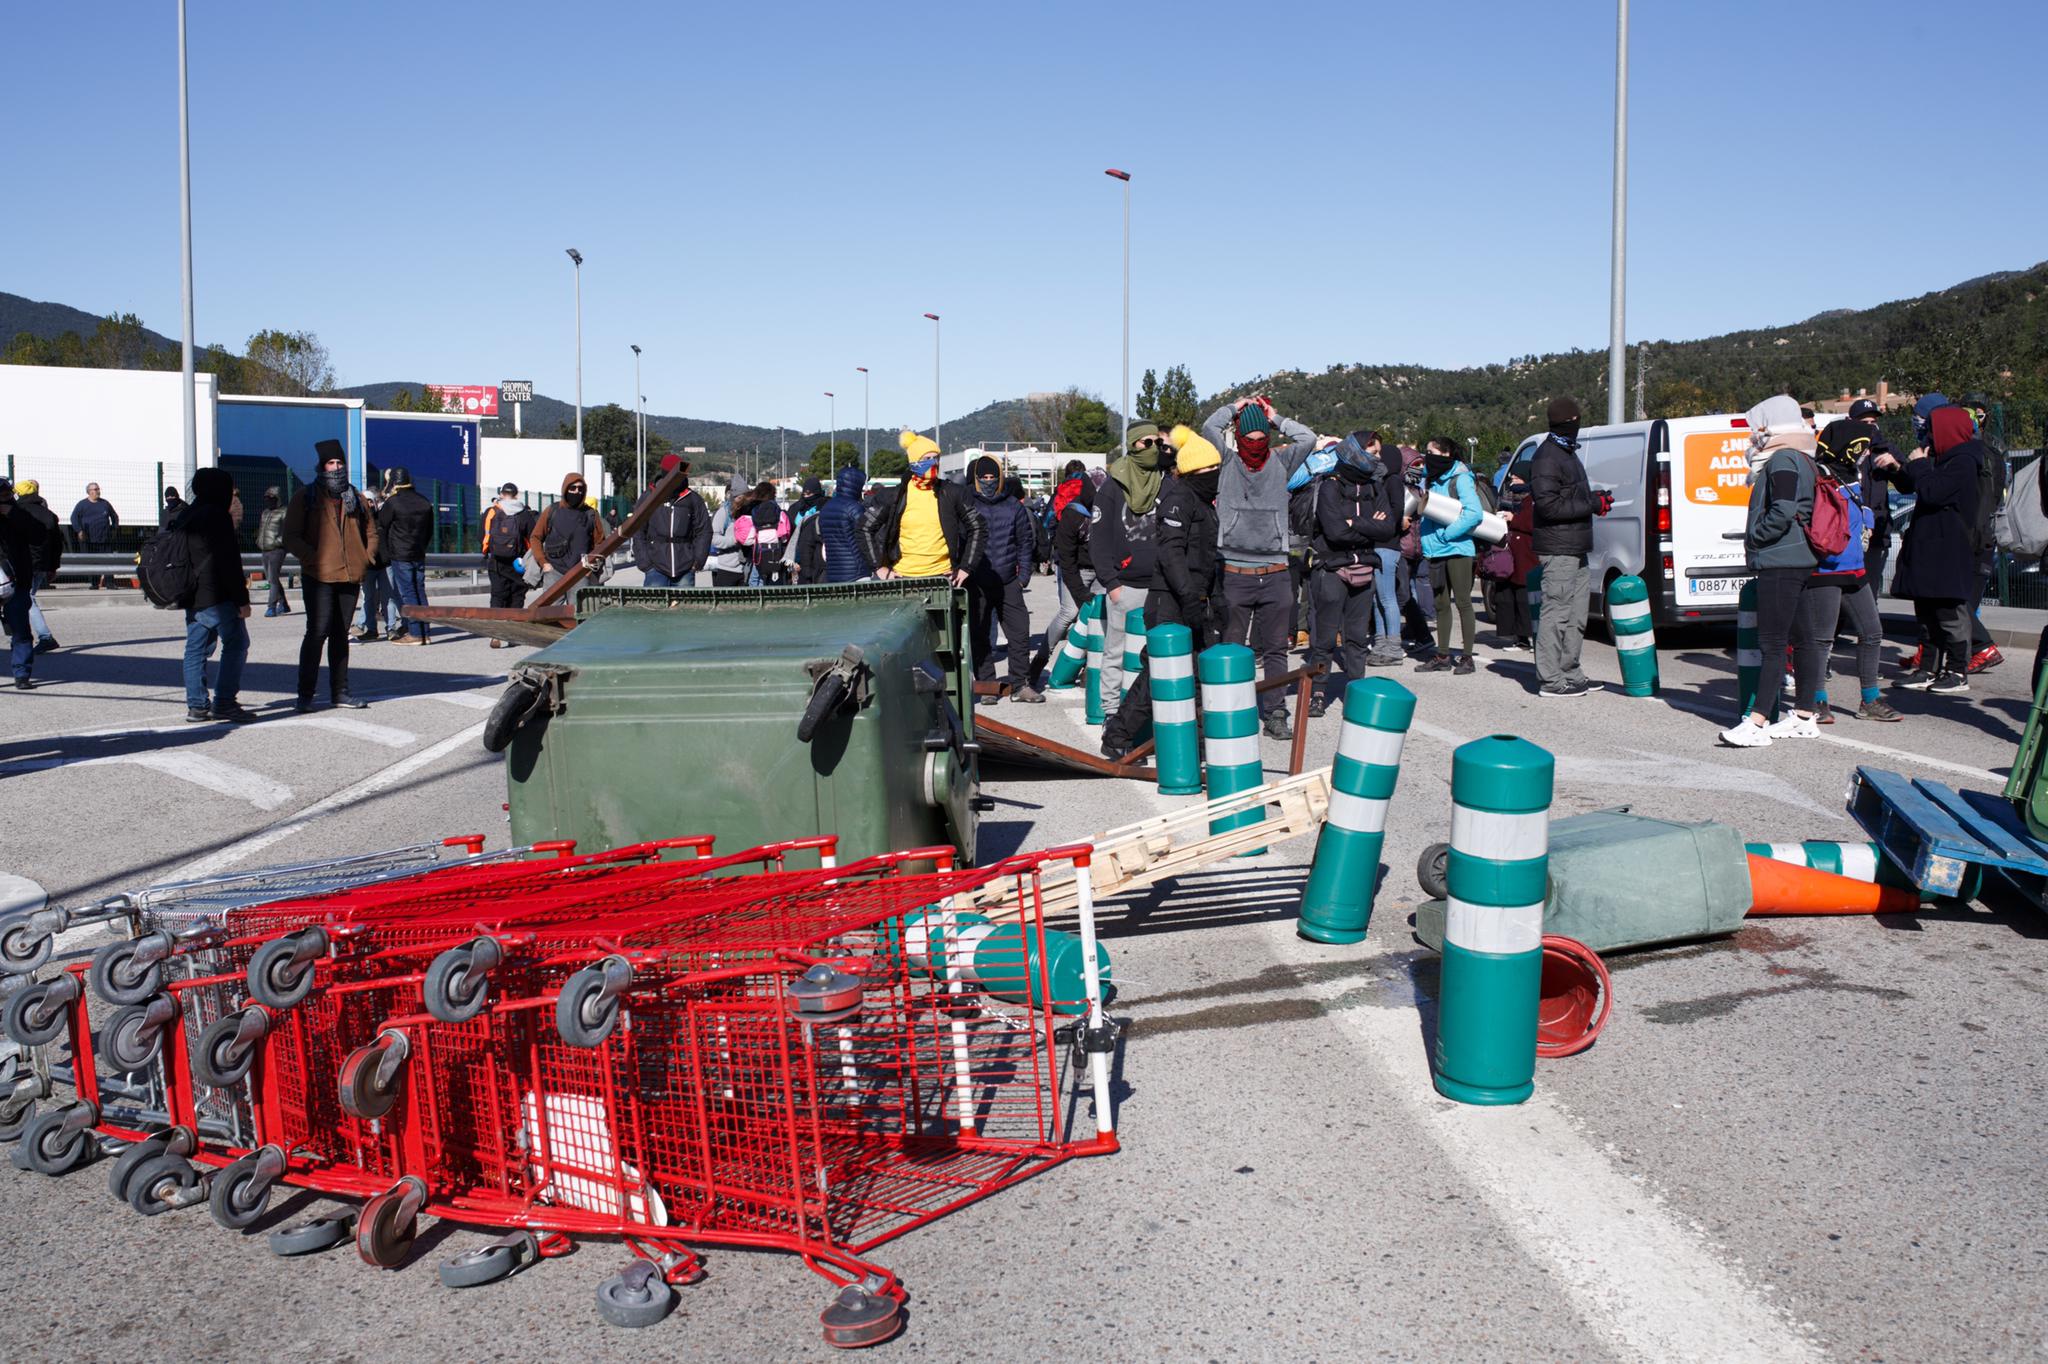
xmin=1527 ymin=562 xmax=1543 ymax=630
xmin=1084 ymin=595 xmax=1107 ymax=725
xmin=1735 ymin=579 xmax=1760 ymax=719
xmin=1607 ymin=574 xmax=1658 ymax=698
xmin=1745 ymin=840 xmax=1980 ymax=903
xmin=1434 ymin=734 xmax=1554 ymax=1107
xmin=1121 ymin=604 xmax=1150 ymax=745
xmin=1046 ymin=595 xmax=1095 ymax=692
xmin=1199 ymin=644 xmax=1265 ymax=849
xmin=1299 ymin=678 xmax=1415 ymax=944
xmin=1149 ymin=623 xmax=1202 ymax=796
xmin=900 ymin=907 xmax=1112 ymax=1016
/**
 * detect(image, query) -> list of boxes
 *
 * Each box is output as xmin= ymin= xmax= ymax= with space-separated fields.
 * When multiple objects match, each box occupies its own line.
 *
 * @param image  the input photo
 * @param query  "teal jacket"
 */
xmin=1420 ymin=463 xmax=1483 ymax=559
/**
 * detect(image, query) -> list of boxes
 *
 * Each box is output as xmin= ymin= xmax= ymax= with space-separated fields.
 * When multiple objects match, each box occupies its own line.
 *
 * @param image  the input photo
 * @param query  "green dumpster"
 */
xmin=498 ymin=581 xmax=981 ymax=864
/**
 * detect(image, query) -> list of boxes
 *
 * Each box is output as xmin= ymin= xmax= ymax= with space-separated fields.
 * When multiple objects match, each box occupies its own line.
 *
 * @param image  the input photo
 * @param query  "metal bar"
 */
xmin=1289 ymin=672 xmax=1311 ymax=776
xmin=527 ymin=460 xmax=691 ymax=611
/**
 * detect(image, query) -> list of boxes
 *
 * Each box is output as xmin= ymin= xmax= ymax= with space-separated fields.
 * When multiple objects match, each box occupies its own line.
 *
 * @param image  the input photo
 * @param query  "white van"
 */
xmin=1497 ymin=414 xmax=1760 ymax=626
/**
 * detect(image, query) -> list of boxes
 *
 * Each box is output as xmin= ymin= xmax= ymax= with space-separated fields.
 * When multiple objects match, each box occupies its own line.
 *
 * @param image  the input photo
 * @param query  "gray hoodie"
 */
xmin=708 ymin=474 xmax=749 ymax=575
xmin=1201 ymin=402 xmax=1321 ymax=566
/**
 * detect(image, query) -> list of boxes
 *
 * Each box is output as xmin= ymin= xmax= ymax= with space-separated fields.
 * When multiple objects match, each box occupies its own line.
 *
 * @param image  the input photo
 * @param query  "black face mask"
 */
xmin=1182 ymin=468 xmax=1220 ymax=503
xmin=320 ymin=467 xmax=348 ymax=493
xmin=976 ymin=477 xmax=1000 ymax=497
xmin=1551 ymin=420 xmax=1582 ymax=443
xmin=1424 ymin=453 xmax=1454 ymax=481
xmin=563 ymin=491 xmax=586 ymax=508
xmin=263 ymin=494 xmax=280 ymax=508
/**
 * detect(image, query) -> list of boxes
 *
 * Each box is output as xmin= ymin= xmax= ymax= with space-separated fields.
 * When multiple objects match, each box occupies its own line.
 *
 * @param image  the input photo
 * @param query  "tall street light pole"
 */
xmin=855 ymin=367 xmax=870 ymax=478
xmin=923 ymin=313 xmax=941 ymax=453
xmin=1607 ymin=0 xmax=1629 ymax=426
xmin=1106 ymin=168 xmax=1131 ymax=454
xmin=630 ymin=344 xmax=643 ymax=500
xmin=824 ymin=392 xmax=835 ymax=481
xmin=566 ymin=249 xmax=585 ymax=487
xmin=176 ymin=0 xmax=198 ymax=491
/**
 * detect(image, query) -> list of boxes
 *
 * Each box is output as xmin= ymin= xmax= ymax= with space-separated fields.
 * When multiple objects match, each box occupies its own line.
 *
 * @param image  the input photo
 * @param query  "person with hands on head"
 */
xmin=1880 ymin=406 xmax=1984 ymax=695
xmin=1091 ymin=422 xmax=1169 ymax=719
xmin=282 ymin=439 xmax=379 ymax=712
xmin=859 ymin=432 xmax=983 ymax=590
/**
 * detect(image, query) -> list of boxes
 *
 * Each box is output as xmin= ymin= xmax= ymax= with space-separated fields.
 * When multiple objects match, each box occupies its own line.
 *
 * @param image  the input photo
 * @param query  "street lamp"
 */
xmin=630 ymin=344 xmax=643 ymax=500
xmin=1106 ymin=168 xmax=1131 ymax=455
xmin=1466 ymin=436 xmax=1477 ymax=470
xmin=855 ymin=367 xmax=870 ymax=479
xmin=176 ymin=0 xmax=198 ymax=491
xmin=923 ymin=313 xmax=941 ymax=453
xmin=1607 ymin=0 xmax=1629 ymax=426
xmin=824 ymin=392 xmax=836 ymax=482
xmin=566 ymin=248 xmax=585 ymax=486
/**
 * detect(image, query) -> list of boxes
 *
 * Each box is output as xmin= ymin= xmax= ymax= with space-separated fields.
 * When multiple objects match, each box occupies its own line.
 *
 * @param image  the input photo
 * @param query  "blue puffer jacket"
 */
xmin=1420 ymin=463 xmax=1483 ymax=559
xmin=818 ymin=466 xmax=873 ymax=582
xmin=974 ymin=488 xmax=1035 ymax=582
xmin=1812 ymin=480 xmax=1875 ymax=583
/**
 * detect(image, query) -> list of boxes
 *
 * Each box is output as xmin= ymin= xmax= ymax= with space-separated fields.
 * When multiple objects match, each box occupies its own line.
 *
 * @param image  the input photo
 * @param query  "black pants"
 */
xmin=298 ymin=579 xmax=359 ymax=702
xmin=1222 ymin=568 xmax=1292 ymax=716
xmin=1495 ymin=581 xmax=1532 ymax=642
xmin=487 ymin=557 xmax=529 ymax=610
xmin=1104 ymin=588 xmax=1203 ymax=751
xmin=1307 ymin=570 xmax=1373 ymax=702
xmin=1966 ymin=555 xmax=1994 ymax=651
xmin=1750 ymin=566 xmax=1818 ymax=718
xmin=262 ymin=549 xmax=288 ymax=609
xmin=708 ymin=569 xmax=746 ymax=587
xmin=969 ymin=572 xmax=1031 ymax=682
xmin=1914 ymin=598 xmax=1970 ymax=675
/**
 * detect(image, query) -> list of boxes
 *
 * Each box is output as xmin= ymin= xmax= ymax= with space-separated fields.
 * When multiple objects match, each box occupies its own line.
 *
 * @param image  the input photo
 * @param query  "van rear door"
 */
xmin=1667 ymin=418 xmax=1755 ymax=616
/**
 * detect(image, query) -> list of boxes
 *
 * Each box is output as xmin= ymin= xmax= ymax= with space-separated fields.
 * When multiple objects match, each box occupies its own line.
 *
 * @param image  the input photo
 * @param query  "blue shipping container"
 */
xmin=365 ymin=415 xmax=480 ymax=492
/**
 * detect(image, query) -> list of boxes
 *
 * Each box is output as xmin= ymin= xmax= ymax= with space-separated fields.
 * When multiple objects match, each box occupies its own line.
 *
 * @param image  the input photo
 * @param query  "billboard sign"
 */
xmin=499 ymin=380 xmax=533 ymax=404
xmin=425 ymin=384 xmax=500 ymax=417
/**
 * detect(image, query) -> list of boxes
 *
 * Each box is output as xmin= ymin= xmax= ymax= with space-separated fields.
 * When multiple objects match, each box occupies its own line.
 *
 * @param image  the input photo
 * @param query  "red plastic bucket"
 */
xmin=1535 ymin=934 xmax=1611 ymax=1058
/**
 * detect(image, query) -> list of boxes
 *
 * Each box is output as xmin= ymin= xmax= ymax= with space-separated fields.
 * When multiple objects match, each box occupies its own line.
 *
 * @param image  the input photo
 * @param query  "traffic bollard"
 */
xmin=1121 ymin=605 xmax=1150 ymax=745
xmin=1745 ymin=840 xmax=1980 ymax=904
xmin=1299 ymin=678 xmax=1415 ymax=944
xmin=1046 ymin=595 xmax=1095 ymax=692
xmin=1149 ymin=623 xmax=1201 ymax=796
xmin=1527 ymin=563 xmax=1543 ymax=631
xmin=1735 ymin=579 xmax=1759 ymax=719
xmin=1434 ymin=734 xmax=1554 ymax=1107
xmin=1199 ymin=645 xmax=1265 ymax=850
xmin=1607 ymin=574 xmax=1658 ymax=697
xmin=1084 ymin=596 xmax=1106 ymax=725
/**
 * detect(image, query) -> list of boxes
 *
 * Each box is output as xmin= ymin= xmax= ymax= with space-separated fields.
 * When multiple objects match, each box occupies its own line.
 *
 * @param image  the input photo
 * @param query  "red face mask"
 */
xmin=1238 ymin=433 xmax=1271 ymax=470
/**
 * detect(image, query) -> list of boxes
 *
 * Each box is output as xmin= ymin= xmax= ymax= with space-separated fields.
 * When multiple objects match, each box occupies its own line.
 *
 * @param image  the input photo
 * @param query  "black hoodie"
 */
xmin=1053 ymin=477 xmax=1096 ymax=603
xmin=184 ymin=468 xmax=250 ymax=613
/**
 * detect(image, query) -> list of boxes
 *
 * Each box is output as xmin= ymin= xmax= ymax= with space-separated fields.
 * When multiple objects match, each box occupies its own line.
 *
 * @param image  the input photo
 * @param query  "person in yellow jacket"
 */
xmin=857 ymin=433 xmax=985 ymax=586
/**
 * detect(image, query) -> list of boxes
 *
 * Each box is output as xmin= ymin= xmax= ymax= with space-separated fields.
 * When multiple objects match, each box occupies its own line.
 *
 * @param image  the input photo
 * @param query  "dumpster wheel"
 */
xmin=483 ymin=675 xmax=551 ymax=754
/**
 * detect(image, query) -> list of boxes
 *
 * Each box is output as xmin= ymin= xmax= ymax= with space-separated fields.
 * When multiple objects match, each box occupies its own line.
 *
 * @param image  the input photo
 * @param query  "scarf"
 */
xmin=1108 ymin=447 xmax=1165 ymax=515
xmin=319 ymin=469 xmax=359 ymax=515
xmin=1238 ymin=434 xmax=1272 ymax=473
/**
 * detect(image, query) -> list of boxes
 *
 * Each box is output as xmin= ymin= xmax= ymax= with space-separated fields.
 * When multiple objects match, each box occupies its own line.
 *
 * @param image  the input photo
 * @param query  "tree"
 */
xmin=1134 ymin=368 xmax=1160 ymax=422
xmin=384 ymin=386 xmax=444 ymax=412
xmin=1016 ymin=389 xmax=1081 ymax=445
xmin=241 ymin=329 xmax=335 ymax=396
xmin=1157 ymin=365 xmax=1201 ymax=428
xmin=870 ymin=445 xmax=910 ymax=479
xmin=1061 ymin=393 xmax=1114 ymax=452
xmin=804 ymin=440 xmax=862 ymax=481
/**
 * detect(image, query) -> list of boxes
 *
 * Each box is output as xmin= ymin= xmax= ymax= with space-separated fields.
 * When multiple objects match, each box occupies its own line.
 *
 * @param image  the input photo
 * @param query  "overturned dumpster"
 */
xmin=486 ymin=582 xmax=985 ymax=865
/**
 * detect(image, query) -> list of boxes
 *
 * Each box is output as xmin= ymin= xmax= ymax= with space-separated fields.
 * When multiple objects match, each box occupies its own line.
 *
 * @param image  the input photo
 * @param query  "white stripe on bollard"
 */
xmin=1206 ymin=734 xmax=1260 ymax=767
xmin=1609 ymin=599 xmax=1653 ymax=623
xmin=1445 ymin=897 xmax=1545 ymax=954
xmin=1208 ymin=679 xmax=1256 ymax=713
xmin=1449 ymin=805 xmax=1549 ymax=860
xmin=1325 ymin=789 xmax=1390 ymax=834
xmin=1337 ymin=724 xmax=1407 ymax=768
xmin=1151 ymin=653 xmax=1194 ymax=681
xmin=1614 ymin=631 xmax=1656 ymax=653
xmin=1155 ymin=697 xmax=1197 ymax=725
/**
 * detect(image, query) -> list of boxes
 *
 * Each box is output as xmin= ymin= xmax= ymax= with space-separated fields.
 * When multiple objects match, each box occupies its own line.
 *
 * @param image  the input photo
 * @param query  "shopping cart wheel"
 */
xmin=594 ymin=1261 xmax=676 ymax=1329
xmin=88 ymin=934 xmax=168 ymax=1007
xmin=20 ymin=1105 xmax=96 ymax=1176
xmin=1416 ymin=842 xmax=1450 ymax=902
xmin=269 ymin=1211 xmax=355 ymax=1257
xmin=0 ymin=1092 xmax=34 ymax=1144
xmin=127 ymin=1153 xmax=202 ymax=1216
xmin=338 ymin=1034 xmax=407 ymax=1120
xmin=248 ymin=930 xmax=328 ymax=1011
xmin=0 ymin=919 xmax=52 ymax=976
xmin=107 ymin=1136 xmax=170 ymax=1202
xmin=193 ymin=1010 xmax=266 ymax=1089
xmin=4 ymin=979 xmax=72 ymax=1049
xmin=356 ymin=1178 xmax=428 ymax=1269
xmin=210 ymin=1147 xmax=285 ymax=1231
xmin=819 ymin=1284 xmax=903 ymax=1348
xmin=99 ymin=998 xmax=175 ymax=1074
xmin=556 ymin=962 xmax=625 ymax=1049
xmin=438 ymin=1232 xmax=538 ymax=1289
xmin=422 ymin=944 xmax=494 ymax=1024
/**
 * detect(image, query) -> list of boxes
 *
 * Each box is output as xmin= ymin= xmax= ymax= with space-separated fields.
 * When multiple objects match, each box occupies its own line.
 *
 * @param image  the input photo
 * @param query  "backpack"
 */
xmin=483 ymin=504 xmax=524 ymax=558
xmin=1473 ymin=470 xmax=1501 ymax=516
xmin=1996 ymin=456 xmax=2048 ymax=560
xmin=1800 ymin=456 xmax=1852 ymax=559
xmin=137 ymin=510 xmax=196 ymax=609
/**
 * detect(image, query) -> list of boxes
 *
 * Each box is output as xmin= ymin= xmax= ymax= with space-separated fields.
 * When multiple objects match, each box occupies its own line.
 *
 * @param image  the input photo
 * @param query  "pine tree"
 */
xmin=1158 ymin=365 xmax=1201 ymax=428
xmin=1135 ymin=368 xmax=1160 ymax=422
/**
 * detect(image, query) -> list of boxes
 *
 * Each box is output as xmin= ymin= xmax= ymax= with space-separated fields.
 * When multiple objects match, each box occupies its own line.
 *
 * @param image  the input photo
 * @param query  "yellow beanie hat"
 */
xmin=900 ymin=431 xmax=940 ymax=461
xmin=1171 ymin=426 xmax=1220 ymax=474
xmin=14 ymin=478 xmax=38 ymax=496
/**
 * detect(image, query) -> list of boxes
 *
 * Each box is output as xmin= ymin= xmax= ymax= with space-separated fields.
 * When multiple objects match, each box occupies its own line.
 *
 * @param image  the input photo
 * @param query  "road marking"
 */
xmin=168 ymin=721 xmax=488 ymax=882
xmin=419 ymin=690 xmax=500 ymax=711
xmin=1269 ymin=924 xmax=1824 ymax=1364
xmin=0 ymin=751 xmax=293 ymax=810
xmin=264 ymin=715 xmax=417 ymax=748
xmin=1656 ymin=694 xmax=2003 ymax=784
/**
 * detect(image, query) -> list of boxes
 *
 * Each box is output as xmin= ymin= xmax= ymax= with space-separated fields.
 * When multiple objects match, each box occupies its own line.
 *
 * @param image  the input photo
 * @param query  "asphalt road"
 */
xmin=2 ymin=575 xmax=2043 ymax=1362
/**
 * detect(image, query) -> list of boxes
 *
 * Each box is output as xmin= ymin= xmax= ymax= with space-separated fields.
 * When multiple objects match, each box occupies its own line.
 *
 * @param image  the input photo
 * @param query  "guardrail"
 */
xmin=46 ymin=552 xmax=552 ymax=584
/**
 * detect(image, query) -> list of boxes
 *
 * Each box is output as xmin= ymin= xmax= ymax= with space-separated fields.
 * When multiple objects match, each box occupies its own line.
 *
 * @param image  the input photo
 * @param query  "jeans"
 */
xmin=1371 ymin=548 xmax=1402 ymax=649
xmin=299 ymin=579 xmax=360 ymax=702
xmin=643 ymin=568 xmax=695 ymax=588
xmin=184 ymin=604 xmax=249 ymax=711
xmin=3 ymin=586 xmax=32 ymax=680
xmin=1429 ymin=556 xmax=1476 ymax=656
xmin=27 ymin=572 xmax=52 ymax=642
xmin=1309 ymin=569 xmax=1374 ymax=702
xmin=1222 ymin=568 xmax=1293 ymax=716
xmin=1535 ymin=553 xmax=1590 ymax=688
xmin=359 ymin=566 xmax=398 ymax=635
xmin=387 ymin=560 xmax=428 ymax=640
xmin=262 ymin=549 xmax=289 ymax=610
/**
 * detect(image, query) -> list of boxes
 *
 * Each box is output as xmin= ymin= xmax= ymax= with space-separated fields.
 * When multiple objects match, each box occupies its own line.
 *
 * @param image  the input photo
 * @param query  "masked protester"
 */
xmin=858 ymin=433 xmax=985 ymax=590
xmin=707 ymin=474 xmax=752 ymax=586
xmin=1416 ymin=437 xmax=1485 ymax=675
xmin=528 ymin=472 xmax=612 ymax=590
xmin=1530 ymin=396 xmax=1609 ymax=697
xmin=966 ymin=456 xmax=1039 ymax=699
xmin=816 ymin=466 xmax=873 ymax=583
xmin=480 ymin=483 xmax=539 ymax=638
xmin=1720 ymin=395 xmax=1822 ymax=747
xmin=179 ymin=467 xmax=256 ymax=723
xmin=1804 ymin=439 xmax=1897 ymax=724
xmin=1027 ymin=460 xmax=1094 ymax=688
xmin=257 ymin=486 xmax=291 ymax=615
xmin=376 ymin=468 xmax=435 ymax=644
xmin=1091 ymin=423 xmax=1167 ymax=719
xmin=1882 ymin=406 xmax=1985 ymax=696
xmin=632 ymin=454 xmax=712 ymax=589
xmin=281 ymin=439 xmax=379 ymax=711
xmin=1305 ymin=433 xmax=1400 ymax=714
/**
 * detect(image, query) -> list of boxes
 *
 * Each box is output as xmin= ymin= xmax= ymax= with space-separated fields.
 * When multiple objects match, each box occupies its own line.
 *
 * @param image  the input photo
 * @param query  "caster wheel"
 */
xmin=0 ymin=1091 xmax=34 ymax=1144
xmin=423 ymin=946 xmax=491 ymax=1024
xmin=192 ymin=1012 xmax=261 ymax=1089
xmin=356 ymin=1180 xmax=425 ymax=1268
xmin=338 ymin=1037 xmax=406 ymax=1120
xmin=127 ymin=1152 xmax=201 ymax=1216
xmin=820 ymin=1285 xmax=903 ymax=1348
xmin=107 ymin=1136 xmax=169 ymax=1202
xmin=555 ymin=965 xmax=622 ymax=1049
xmin=88 ymin=935 xmax=167 ymax=1006
xmin=19 ymin=1106 xmax=95 ymax=1176
xmin=247 ymin=930 xmax=325 ymax=1011
xmin=210 ymin=1148 xmax=281 ymax=1231
xmin=439 ymin=1234 xmax=531 ymax=1289
xmin=4 ymin=980 xmax=70 ymax=1048
xmin=594 ymin=1265 xmax=676 ymax=1328
xmin=1416 ymin=842 xmax=1450 ymax=902
xmin=269 ymin=1211 xmax=355 ymax=1257
xmin=0 ymin=920 xmax=52 ymax=976
xmin=99 ymin=1000 xmax=172 ymax=1074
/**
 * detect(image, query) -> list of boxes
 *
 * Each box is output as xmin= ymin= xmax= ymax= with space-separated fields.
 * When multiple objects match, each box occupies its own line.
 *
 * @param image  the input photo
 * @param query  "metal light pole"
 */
xmin=1607 ymin=0 xmax=1629 ymax=426
xmin=1106 ymin=168 xmax=1130 ymax=454
xmin=176 ymin=0 xmax=198 ymax=491
xmin=630 ymin=344 xmax=643 ymax=499
xmin=566 ymin=248 xmax=585 ymax=485
xmin=923 ymin=313 xmax=941 ymax=452
xmin=855 ymin=367 xmax=870 ymax=478
xmin=824 ymin=392 xmax=835 ymax=481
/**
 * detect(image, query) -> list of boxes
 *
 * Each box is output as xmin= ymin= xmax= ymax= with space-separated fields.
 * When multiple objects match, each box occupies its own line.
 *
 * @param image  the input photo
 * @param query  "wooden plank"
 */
xmin=1939 ymin=784 xmax=2048 ymax=873
xmin=975 ymin=714 xmax=1156 ymax=781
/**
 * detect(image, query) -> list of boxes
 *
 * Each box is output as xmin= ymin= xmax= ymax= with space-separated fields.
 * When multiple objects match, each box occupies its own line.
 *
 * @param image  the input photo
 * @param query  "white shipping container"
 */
xmin=0 ymin=367 xmax=219 ymax=528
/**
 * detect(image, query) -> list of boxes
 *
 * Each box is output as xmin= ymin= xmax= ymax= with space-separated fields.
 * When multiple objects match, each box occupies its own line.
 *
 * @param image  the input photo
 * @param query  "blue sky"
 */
xmin=5 ymin=0 xmax=2044 ymax=432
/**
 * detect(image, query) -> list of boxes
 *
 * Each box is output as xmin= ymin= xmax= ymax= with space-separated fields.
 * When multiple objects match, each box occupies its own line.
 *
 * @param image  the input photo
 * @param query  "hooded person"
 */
xmin=1529 ymin=396 xmax=1611 ymax=697
xmin=527 ymin=470 xmax=612 ymax=591
xmin=1719 ymin=395 xmax=1823 ymax=747
xmin=478 ymin=482 xmax=540 ymax=635
xmin=707 ymin=473 xmax=752 ymax=585
xmin=0 ymin=477 xmax=64 ymax=687
xmin=1884 ymin=406 xmax=1985 ymax=693
xmin=1028 ymin=465 xmax=1099 ymax=688
xmin=858 ymin=432 xmax=985 ymax=590
xmin=375 ymin=466 xmax=436 ymax=644
xmin=966 ymin=455 xmax=1040 ymax=698
xmin=9 ymin=478 xmax=62 ymax=651
xmin=734 ymin=480 xmax=791 ymax=584
xmin=257 ymin=484 xmax=292 ymax=616
xmin=817 ymin=465 xmax=873 ymax=583
xmin=281 ymin=437 xmax=379 ymax=710
xmin=177 ymin=467 xmax=256 ymax=722
xmin=1089 ymin=422 xmax=1167 ymax=718
xmin=1955 ymin=394 xmax=2006 ymax=672
xmin=632 ymin=453 xmax=712 ymax=590
xmin=1299 ymin=431 xmax=1403 ymax=710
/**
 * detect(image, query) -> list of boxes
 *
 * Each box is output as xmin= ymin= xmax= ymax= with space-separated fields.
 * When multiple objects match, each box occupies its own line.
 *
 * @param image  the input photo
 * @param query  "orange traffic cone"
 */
xmin=1745 ymin=853 xmax=1920 ymax=916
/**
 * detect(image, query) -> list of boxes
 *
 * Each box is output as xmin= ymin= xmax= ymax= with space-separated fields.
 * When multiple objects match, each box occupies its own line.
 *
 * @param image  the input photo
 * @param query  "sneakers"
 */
xmin=333 ymin=694 xmax=368 ymax=710
xmin=263 ymin=604 xmax=281 ymax=618
xmin=294 ymin=697 xmax=315 ymax=713
xmin=184 ymin=707 xmax=213 ymax=723
xmin=214 ymin=702 xmax=260 ymax=723
xmin=33 ymin=637 xmax=59 ymax=655
xmin=1857 ymin=698 xmax=1904 ymax=722
xmin=1539 ymin=680 xmax=1592 ymax=699
xmin=1011 ymin=685 xmax=1046 ymax=704
xmin=1765 ymin=711 xmax=1820 ymax=740
xmin=1415 ymin=655 xmax=1452 ymax=674
xmin=390 ymin=634 xmax=424 ymax=646
xmin=1452 ymin=654 xmax=1475 ymax=676
xmin=1262 ymin=710 xmax=1293 ymax=741
xmin=1898 ymin=643 xmax=1926 ymax=671
xmin=1365 ymin=648 xmax=1404 ymax=668
xmin=1928 ymin=671 xmax=1970 ymax=694
xmin=1100 ymin=735 xmax=1130 ymax=761
xmin=1896 ymin=669 xmax=1937 ymax=691
xmin=1968 ymin=645 xmax=2004 ymax=674
xmin=12 ymin=678 xmax=34 ymax=691
xmin=1720 ymin=717 xmax=1772 ymax=747
xmin=1307 ymin=694 xmax=1329 ymax=719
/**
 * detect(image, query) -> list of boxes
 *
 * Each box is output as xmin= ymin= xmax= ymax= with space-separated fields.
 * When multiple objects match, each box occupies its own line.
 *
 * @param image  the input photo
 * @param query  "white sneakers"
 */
xmin=1766 ymin=711 xmax=1821 ymax=740
xmin=1719 ymin=711 xmax=1820 ymax=748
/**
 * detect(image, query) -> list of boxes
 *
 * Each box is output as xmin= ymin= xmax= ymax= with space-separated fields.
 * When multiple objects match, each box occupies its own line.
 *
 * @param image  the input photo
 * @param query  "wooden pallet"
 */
xmin=964 ymin=767 xmax=1333 ymax=921
xmin=1846 ymin=765 xmax=2048 ymax=898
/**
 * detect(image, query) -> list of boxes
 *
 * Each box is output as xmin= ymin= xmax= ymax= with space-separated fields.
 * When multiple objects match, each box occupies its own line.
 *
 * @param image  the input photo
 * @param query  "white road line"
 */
xmin=418 ymin=690 xmax=500 ymax=711
xmin=168 ymin=721 xmax=488 ymax=882
xmin=1269 ymin=924 xmax=1824 ymax=1364
xmin=1657 ymin=694 xmax=2003 ymax=785
xmin=0 ymin=751 xmax=293 ymax=810
xmin=263 ymin=714 xmax=417 ymax=748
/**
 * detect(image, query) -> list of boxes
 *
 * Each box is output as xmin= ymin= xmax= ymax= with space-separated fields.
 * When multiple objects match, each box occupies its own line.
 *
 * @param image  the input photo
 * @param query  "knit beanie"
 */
xmin=1125 ymin=421 xmax=1159 ymax=449
xmin=1545 ymin=396 xmax=1581 ymax=430
xmin=899 ymin=431 xmax=940 ymax=461
xmin=971 ymin=455 xmax=1001 ymax=480
xmin=1170 ymin=426 xmax=1221 ymax=473
xmin=1236 ymin=406 xmax=1271 ymax=438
